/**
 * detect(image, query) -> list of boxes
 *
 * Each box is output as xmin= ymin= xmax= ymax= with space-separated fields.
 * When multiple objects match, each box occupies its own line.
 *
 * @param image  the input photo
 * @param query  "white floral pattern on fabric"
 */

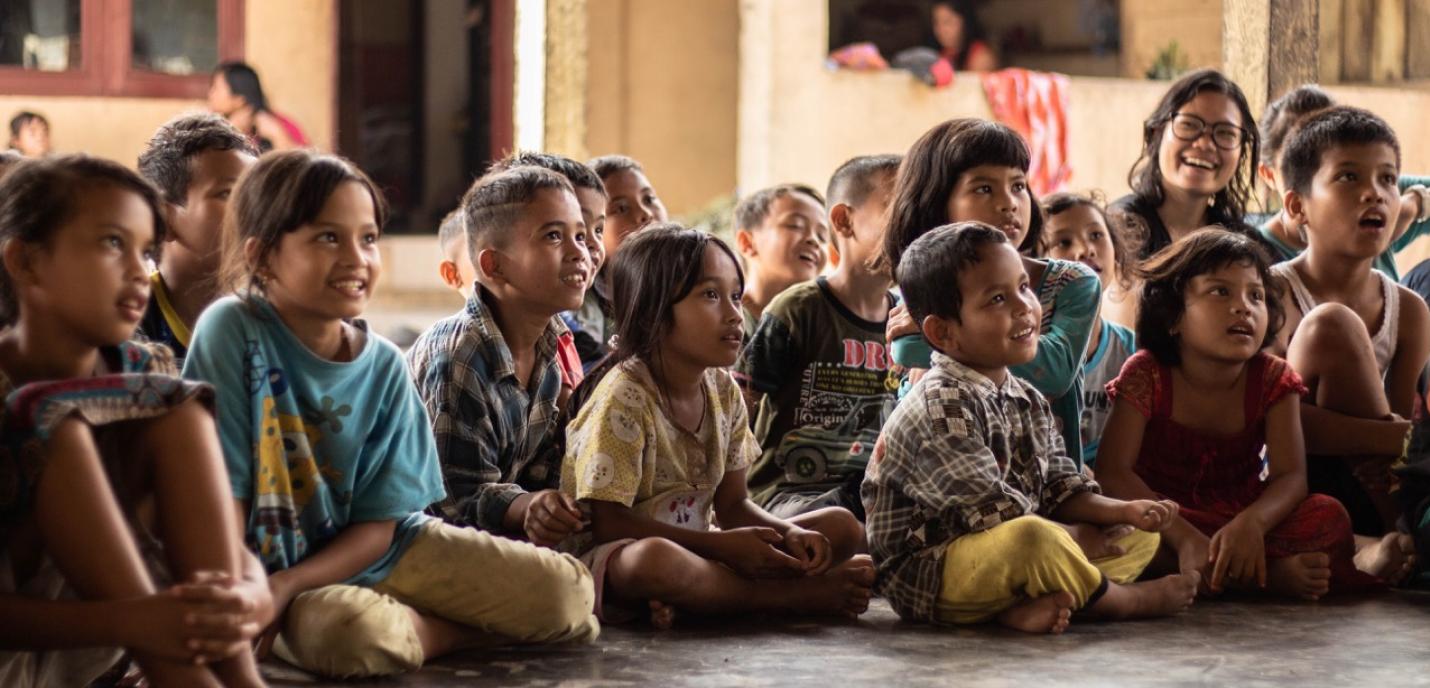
xmin=561 ymin=359 xmax=757 ymax=555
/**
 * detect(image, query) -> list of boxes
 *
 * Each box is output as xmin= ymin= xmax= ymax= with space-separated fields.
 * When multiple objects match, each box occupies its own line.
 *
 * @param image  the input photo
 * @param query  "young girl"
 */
xmin=0 ymin=155 xmax=268 ymax=687
xmin=1269 ymin=107 xmax=1426 ymax=583
xmin=182 ymin=150 xmax=598 ymax=679
xmin=1255 ymin=85 xmax=1430 ymax=281
xmin=1096 ymin=229 xmax=1378 ymax=599
xmin=884 ymin=118 xmax=1100 ymax=463
xmin=561 ymin=224 xmax=873 ymax=628
xmin=1038 ymin=192 xmax=1138 ymax=466
xmin=1111 ymin=69 xmax=1261 ymax=259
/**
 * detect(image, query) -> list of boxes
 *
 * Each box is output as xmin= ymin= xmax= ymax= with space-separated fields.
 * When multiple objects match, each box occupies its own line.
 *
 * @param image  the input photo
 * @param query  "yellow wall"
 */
xmin=584 ymin=0 xmax=739 ymax=216
xmin=738 ymin=0 xmax=1430 ymax=209
xmin=0 ymin=0 xmax=336 ymax=168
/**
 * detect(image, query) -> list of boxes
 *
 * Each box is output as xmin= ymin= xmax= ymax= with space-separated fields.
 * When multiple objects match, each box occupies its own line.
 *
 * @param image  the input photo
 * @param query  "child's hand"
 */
xmin=885 ymin=304 xmax=918 ymax=344
xmin=1121 ymin=499 xmax=1179 ymax=532
xmin=782 ymin=527 xmax=833 ymax=575
xmin=524 ymin=489 xmax=587 ymax=548
xmin=254 ymin=569 xmax=300 ymax=660
xmin=1208 ymin=515 xmax=1267 ymax=593
xmin=714 ymin=527 xmax=805 ymax=578
xmin=116 ymin=582 xmax=262 ymax=665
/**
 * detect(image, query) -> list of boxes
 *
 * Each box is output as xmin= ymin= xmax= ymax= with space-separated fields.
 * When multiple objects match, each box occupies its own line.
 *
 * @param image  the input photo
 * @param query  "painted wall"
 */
xmin=584 ymin=0 xmax=739 ymax=216
xmin=0 ymin=0 xmax=336 ymax=168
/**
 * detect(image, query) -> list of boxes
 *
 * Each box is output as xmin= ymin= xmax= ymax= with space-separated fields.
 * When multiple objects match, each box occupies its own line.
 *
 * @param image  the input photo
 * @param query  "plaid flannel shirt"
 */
xmin=862 ymin=351 xmax=1098 ymax=622
xmin=406 ymin=285 xmax=567 ymax=533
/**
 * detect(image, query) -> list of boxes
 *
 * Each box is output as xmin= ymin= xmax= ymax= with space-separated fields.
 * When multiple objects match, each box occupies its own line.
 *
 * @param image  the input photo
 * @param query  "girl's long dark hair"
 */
xmin=568 ymin=224 xmax=744 ymax=415
xmin=1127 ymin=68 xmax=1260 ymax=227
xmin=215 ymin=61 xmax=269 ymax=113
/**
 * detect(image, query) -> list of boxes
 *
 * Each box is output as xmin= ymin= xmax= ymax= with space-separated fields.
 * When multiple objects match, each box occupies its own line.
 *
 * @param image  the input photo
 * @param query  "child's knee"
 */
xmin=517 ymin=550 xmax=600 ymax=643
xmin=1295 ymin=304 xmax=1367 ymax=357
xmin=999 ymin=516 xmax=1071 ymax=552
xmin=799 ymin=507 xmax=865 ymax=553
xmin=278 ymin=584 xmax=423 ymax=678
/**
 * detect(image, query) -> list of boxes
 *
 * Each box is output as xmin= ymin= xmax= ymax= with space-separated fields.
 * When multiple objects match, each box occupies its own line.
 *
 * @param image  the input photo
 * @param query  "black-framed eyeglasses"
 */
xmin=1165 ymin=113 xmax=1244 ymax=151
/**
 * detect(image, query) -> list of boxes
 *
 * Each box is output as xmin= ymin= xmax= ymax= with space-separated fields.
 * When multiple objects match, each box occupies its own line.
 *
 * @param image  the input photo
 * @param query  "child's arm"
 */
xmin=1387 ymin=284 xmax=1430 ymax=419
xmin=732 ymin=306 xmax=801 ymax=427
xmin=712 ymin=467 xmax=833 ymax=574
xmin=0 ymin=589 xmax=257 ymax=662
xmin=1298 ymin=404 xmax=1412 ymax=457
xmin=1009 ymin=263 xmax=1101 ymax=398
xmin=587 ymin=500 xmax=805 ymax=579
xmin=1208 ymin=394 xmax=1308 ymax=592
xmin=1050 ymin=492 xmax=1178 ymax=532
xmin=1391 ymin=175 xmax=1430 ymax=249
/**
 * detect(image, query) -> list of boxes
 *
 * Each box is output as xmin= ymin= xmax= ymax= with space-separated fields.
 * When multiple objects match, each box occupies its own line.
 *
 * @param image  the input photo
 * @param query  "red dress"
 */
xmin=1107 ymin=350 xmax=1375 ymax=590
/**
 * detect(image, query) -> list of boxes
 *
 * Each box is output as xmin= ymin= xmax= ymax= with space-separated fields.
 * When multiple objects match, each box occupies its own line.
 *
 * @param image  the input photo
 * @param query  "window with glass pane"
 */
xmin=132 ymin=0 xmax=218 ymax=76
xmin=0 ymin=0 xmax=82 ymax=71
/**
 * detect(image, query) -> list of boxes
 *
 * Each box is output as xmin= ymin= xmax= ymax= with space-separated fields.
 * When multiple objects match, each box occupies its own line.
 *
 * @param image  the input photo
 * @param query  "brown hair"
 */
xmin=1135 ymin=227 xmax=1283 ymax=366
xmin=1037 ymin=190 xmax=1138 ymax=290
xmin=219 ymin=149 xmax=388 ymax=300
xmin=0 ymin=154 xmax=166 ymax=325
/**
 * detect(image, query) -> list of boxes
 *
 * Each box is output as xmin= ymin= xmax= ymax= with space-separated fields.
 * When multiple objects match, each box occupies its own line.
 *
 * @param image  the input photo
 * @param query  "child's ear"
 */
xmin=242 ymin=236 xmax=262 ymax=272
xmin=734 ymin=228 xmax=757 ymax=258
xmin=161 ymin=201 xmax=183 ymax=243
xmin=919 ymin=313 xmax=958 ymax=355
xmin=1256 ymin=162 xmax=1277 ymax=191
xmin=1 ymin=239 xmax=36 ymax=288
xmin=476 ymin=247 xmax=504 ymax=284
xmin=1283 ymin=188 xmax=1309 ymax=227
xmin=829 ymin=203 xmax=855 ymax=240
xmin=438 ymin=260 xmax=462 ymax=290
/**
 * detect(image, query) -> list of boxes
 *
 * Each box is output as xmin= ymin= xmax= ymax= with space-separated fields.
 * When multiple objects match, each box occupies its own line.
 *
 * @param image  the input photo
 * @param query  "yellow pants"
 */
xmin=274 ymin=520 xmax=600 ymax=678
xmin=935 ymin=516 xmax=1159 ymax=624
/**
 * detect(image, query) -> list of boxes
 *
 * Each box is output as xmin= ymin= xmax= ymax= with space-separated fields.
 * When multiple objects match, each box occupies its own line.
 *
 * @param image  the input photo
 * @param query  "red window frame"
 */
xmin=0 ymin=0 xmax=244 ymax=98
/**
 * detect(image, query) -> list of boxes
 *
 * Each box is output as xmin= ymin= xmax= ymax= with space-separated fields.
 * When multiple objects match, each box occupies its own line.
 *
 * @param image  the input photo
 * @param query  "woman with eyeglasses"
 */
xmin=1110 ymin=69 xmax=1262 ymax=261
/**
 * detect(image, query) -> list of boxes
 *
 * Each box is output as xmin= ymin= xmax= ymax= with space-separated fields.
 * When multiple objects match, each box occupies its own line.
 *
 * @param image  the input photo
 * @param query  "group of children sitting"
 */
xmin=1 ymin=66 xmax=1427 ymax=686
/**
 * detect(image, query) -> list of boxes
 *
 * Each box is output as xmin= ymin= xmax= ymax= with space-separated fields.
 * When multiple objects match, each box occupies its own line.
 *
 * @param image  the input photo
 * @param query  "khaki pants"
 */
xmin=935 ymin=516 xmax=1159 ymax=624
xmin=275 ymin=520 xmax=599 ymax=678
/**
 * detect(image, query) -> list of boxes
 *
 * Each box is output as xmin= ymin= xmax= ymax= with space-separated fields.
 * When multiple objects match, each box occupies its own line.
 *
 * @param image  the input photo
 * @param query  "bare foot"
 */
xmin=1267 ymin=552 xmax=1331 ymax=600
xmin=1088 ymin=571 xmax=1199 ymax=619
xmin=1354 ymin=533 xmax=1417 ymax=585
xmin=788 ymin=555 xmax=875 ymax=617
xmin=648 ymin=600 xmax=676 ymax=630
xmin=997 ymin=591 xmax=1074 ymax=634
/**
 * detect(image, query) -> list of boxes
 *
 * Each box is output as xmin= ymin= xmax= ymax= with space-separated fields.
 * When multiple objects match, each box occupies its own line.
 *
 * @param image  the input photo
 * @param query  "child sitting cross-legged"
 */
xmin=1096 ymin=228 xmax=1380 ymax=599
xmin=183 ymin=152 xmax=598 ymax=679
xmin=561 ymin=224 xmax=873 ymax=628
xmin=864 ymin=221 xmax=1198 ymax=634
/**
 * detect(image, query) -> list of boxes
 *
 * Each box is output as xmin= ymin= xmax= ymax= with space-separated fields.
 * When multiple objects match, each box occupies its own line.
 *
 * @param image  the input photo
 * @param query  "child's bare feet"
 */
xmin=1267 ymin=552 xmax=1332 ymax=600
xmin=648 ymin=600 xmax=676 ymax=630
xmin=996 ymin=591 xmax=1074 ymax=634
xmin=1089 ymin=572 xmax=1199 ymax=619
xmin=789 ymin=555 xmax=875 ymax=617
xmin=1354 ymin=533 xmax=1417 ymax=585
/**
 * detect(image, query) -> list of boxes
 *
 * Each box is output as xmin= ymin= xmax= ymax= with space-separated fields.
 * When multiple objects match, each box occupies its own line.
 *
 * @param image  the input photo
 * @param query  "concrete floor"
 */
xmin=263 ymin=591 xmax=1430 ymax=687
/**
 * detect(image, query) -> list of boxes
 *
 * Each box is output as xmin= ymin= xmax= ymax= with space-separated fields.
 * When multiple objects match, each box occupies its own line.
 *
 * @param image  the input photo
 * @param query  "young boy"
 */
xmin=735 ymin=155 xmax=900 ymax=520
xmin=408 ymin=166 xmax=593 ymax=550
xmin=487 ymin=151 xmax=609 ymax=374
xmin=864 ymin=222 xmax=1199 ymax=633
xmin=734 ymin=183 xmax=830 ymax=335
xmin=579 ymin=155 xmax=667 ymax=365
xmin=437 ymin=208 xmax=477 ymax=299
xmin=137 ymin=112 xmax=257 ymax=365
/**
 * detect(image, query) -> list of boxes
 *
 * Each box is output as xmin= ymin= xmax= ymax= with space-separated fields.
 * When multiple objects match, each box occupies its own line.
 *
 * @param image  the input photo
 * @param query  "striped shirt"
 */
xmin=862 ymin=351 xmax=1098 ymax=622
xmin=406 ymin=285 xmax=567 ymax=533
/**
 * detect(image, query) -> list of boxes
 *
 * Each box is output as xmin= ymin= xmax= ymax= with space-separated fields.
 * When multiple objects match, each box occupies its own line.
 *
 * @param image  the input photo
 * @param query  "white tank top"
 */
xmin=1272 ymin=263 xmax=1400 ymax=377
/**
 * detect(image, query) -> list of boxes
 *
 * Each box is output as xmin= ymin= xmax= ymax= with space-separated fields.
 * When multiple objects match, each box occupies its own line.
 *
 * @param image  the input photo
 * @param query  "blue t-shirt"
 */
xmin=1079 ymin=320 xmax=1137 ymax=466
xmin=183 ymin=296 xmax=446 ymax=586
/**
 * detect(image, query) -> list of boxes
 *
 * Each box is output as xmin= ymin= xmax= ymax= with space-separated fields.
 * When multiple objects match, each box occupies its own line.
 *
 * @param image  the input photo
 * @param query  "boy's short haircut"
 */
xmin=588 ymin=154 xmax=644 ymax=181
xmin=734 ymin=183 xmax=827 ymax=232
xmin=437 ymin=208 xmax=464 ymax=254
xmin=896 ymin=221 xmax=1008 ymax=325
xmin=461 ymin=166 xmax=575 ymax=257
xmin=1280 ymin=105 xmax=1400 ymax=196
xmin=826 ymin=154 xmax=902 ymax=209
xmin=489 ymin=151 xmax=606 ymax=196
xmin=138 ymin=112 xmax=258 ymax=205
